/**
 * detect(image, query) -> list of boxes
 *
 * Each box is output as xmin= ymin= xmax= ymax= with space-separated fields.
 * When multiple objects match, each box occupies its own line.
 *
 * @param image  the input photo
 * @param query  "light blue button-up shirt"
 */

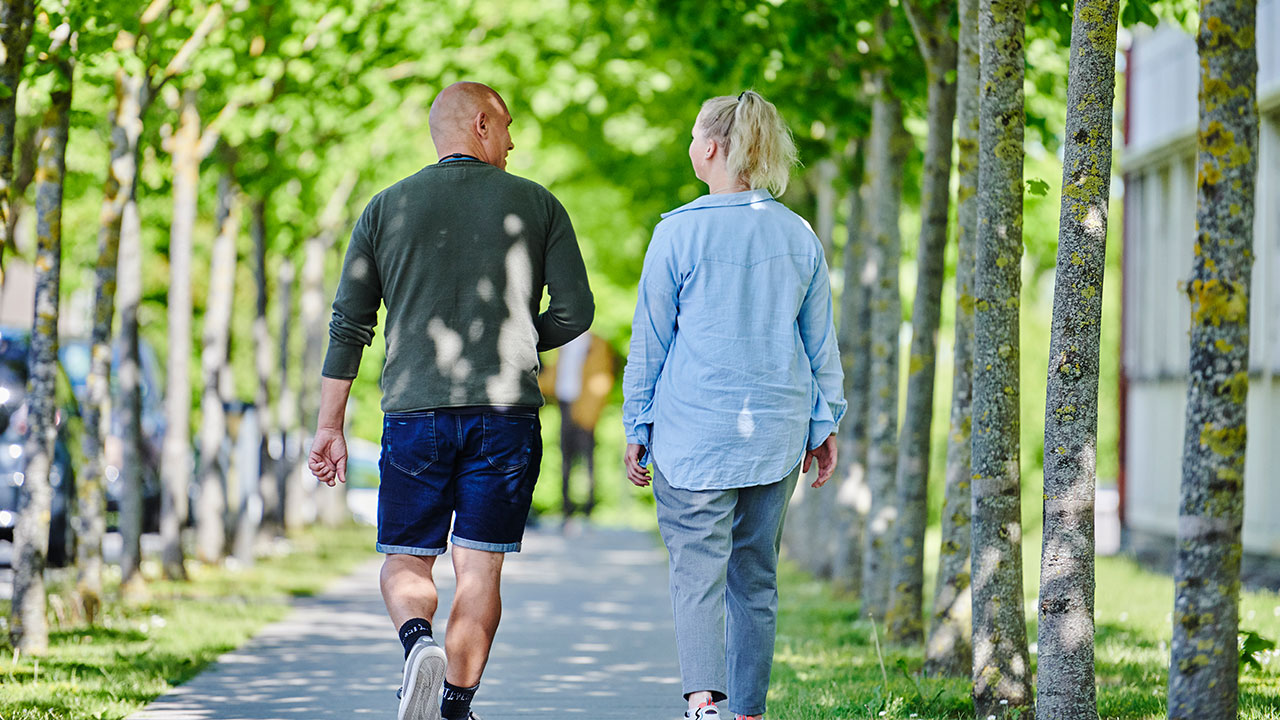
xmin=622 ymin=189 xmax=847 ymax=491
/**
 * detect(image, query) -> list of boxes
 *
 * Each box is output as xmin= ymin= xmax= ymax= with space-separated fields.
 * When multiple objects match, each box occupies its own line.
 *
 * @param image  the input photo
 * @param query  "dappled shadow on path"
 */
xmin=129 ymin=528 xmax=681 ymax=719
xmin=474 ymin=529 xmax=680 ymax=715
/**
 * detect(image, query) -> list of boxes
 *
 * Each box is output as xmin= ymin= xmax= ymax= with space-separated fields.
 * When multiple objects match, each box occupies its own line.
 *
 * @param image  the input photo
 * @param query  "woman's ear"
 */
xmin=705 ymin=139 xmax=717 ymax=159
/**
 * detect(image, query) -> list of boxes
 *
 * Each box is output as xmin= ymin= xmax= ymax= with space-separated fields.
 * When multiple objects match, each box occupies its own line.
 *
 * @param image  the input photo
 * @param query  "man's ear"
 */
xmin=474 ymin=111 xmax=489 ymax=137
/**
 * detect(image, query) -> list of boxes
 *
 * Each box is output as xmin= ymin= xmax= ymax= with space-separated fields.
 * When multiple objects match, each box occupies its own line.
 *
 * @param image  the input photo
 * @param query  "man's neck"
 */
xmin=436 ymin=145 xmax=486 ymax=163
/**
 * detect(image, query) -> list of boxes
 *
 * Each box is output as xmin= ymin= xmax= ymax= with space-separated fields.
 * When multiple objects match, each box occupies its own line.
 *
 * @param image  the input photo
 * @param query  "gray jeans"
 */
xmin=653 ymin=462 xmax=802 ymax=717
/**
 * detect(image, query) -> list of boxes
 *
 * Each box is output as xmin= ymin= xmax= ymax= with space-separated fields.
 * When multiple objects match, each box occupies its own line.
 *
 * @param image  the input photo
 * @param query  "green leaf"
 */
xmin=1239 ymin=629 xmax=1276 ymax=673
xmin=1026 ymin=178 xmax=1050 ymax=196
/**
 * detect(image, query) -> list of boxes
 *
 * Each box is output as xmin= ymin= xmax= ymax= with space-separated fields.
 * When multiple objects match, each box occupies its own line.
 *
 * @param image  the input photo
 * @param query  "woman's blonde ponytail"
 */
xmin=698 ymin=90 xmax=799 ymax=196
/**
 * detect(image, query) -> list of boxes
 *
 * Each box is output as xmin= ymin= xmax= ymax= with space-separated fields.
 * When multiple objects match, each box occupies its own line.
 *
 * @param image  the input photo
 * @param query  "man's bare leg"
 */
xmin=444 ymin=547 xmax=505 ymax=686
xmin=382 ymin=554 xmax=440 ymax=627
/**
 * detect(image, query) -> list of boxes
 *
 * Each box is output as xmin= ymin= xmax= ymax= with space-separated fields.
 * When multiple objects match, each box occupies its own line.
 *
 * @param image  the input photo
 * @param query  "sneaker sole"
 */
xmin=398 ymin=643 xmax=447 ymax=720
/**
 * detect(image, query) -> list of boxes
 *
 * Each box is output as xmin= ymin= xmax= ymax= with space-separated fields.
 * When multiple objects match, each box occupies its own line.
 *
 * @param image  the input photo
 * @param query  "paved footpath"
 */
xmin=130 ymin=527 xmax=682 ymax=719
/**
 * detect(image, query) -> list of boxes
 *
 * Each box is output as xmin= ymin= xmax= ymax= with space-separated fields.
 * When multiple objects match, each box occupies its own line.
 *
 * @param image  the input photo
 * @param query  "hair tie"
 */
xmin=738 ymin=91 xmax=746 ymax=102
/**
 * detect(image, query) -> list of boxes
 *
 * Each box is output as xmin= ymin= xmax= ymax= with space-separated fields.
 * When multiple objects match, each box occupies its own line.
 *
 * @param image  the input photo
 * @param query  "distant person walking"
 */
xmin=308 ymin=81 xmax=593 ymax=720
xmin=622 ymin=90 xmax=845 ymax=720
xmin=539 ymin=331 xmax=617 ymax=523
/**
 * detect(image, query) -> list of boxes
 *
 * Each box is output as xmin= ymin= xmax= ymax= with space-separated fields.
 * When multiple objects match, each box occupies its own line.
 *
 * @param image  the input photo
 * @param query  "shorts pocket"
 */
xmin=383 ymin=414 xmax=437 ymax=475
xmin=481 ymin=413 xmax=536 ymax=472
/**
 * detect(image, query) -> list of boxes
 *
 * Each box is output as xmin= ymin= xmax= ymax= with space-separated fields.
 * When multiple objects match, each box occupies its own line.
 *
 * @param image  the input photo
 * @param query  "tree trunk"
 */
xmin=886 ymin=0 xmax=959 ymax=646
xmin=301 ymin=176 xmax=356 ymax=529
xmin=10 ymin=66 xmax=70 ymax=652
xmin=279 ymin=257 xmax=308 ymax=531
xmin=833 ymin=161 xmax=870 ymax=595
xmin=250 ymin=198 xmax=279 ymax=535
xmin=972 ymin=0 xmax=1033 ymax=711
xmin=295 ymin=233 xmax=328 ymax=528
xmin=77 ymin=68 xmax=139 ymax=623
xmin=195 ymin=173 xmax=239 ymax=564
xmin=810 ymin=158 xmax=839 ymax=578
xmin=115 ymin=70 xmax=149 ymax=588
xmin=1035 ymin=0 xmax=1119 ymax=716
xmin=158 ymin=89 xmax=199 ymax=580
xmin=926 ymin=0 xmax=980 ymax=678
xmin=860 ymin=84 xmax=908 ymax=622
xmin=1167 ymin=1 xmax=1258 ymax=717
xmin=0 ymin=0 xmax=32 ymax=289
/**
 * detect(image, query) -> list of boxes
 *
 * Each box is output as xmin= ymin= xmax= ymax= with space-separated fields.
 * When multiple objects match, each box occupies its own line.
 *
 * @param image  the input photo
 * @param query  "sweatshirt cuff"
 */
xmin=322 ymin=342 xmax=365 ymax=380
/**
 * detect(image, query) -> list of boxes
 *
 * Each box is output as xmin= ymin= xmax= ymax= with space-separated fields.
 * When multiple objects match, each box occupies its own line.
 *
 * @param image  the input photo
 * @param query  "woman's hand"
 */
xmin=625 ymin=443 xmax=652 ymax=487
xmin=803 ymin=433 xmax=838 ymax=488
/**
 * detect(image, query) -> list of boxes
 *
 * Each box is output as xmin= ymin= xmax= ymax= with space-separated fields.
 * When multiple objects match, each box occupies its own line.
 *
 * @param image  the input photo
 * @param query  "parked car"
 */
xmin=58 ymin=336 xmax=165 ymax=532
xmin=0 ymin=327 xmax=85 ymax=567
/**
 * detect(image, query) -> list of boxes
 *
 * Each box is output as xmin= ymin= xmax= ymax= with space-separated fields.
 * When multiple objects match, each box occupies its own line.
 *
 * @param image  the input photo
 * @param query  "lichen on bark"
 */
xmin=860 ymin=80 xmax=909 ymax=622
xmin=1167 ymin=0 xmax=1258 ymax=716
xmin=1035 ymin=0 xmax=1119 ymax=716
xmin=926 ymin=0 xmax=979 ymax=678
xmin=971 ymin=0 xmax=1033 ymax=712
xmin=886 ymin=0 xmax=959 ymax=647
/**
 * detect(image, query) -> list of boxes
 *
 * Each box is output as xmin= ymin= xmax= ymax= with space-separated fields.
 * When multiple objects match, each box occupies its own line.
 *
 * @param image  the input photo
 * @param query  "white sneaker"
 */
xmin=398 ymin=636 xmax=447 ymax=720
xmin=685 ymin=705 xmax=720 ymax=719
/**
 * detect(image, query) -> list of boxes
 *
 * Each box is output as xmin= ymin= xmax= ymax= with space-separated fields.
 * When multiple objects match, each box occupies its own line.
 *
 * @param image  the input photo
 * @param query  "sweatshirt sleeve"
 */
xmin=535 ymin=194 xmax=594 ymax=352
xmin=797 ymin=247 xmax=847 ymax=448
xmin=321 ymin=203 xmax=382 ymax=380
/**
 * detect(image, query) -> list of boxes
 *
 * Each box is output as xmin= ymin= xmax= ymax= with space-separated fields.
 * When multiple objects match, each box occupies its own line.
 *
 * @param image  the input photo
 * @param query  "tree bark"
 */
xmin=158 ymin=89 xmax=199 ymax=580
xmin=77 ymin=67 xmax=139 ymax=622
xmin=115 ymin=68 xmax=150 ymax=588
xmin=926 ymin=0 xmax=980 ymax=678
xmin=809 ymin=158 xmax=839 ymax=578
xmin=295 ymin=233 xmax=327 ymax=528
xmin=300 ymin=175 xmax=356 ymax=528
xmin=250 ymin=197 xmax=279 ymax=535
xmin=886 ymin=0 xmax=958 ymax=646
xmin=279 ymin=257 xmax=307 ymax=531
xmin=10 ymin=65 xmax=70 ymax=652
xmin=0 ymin=0 xmax=33 ymax=289
xmin=195 ymin=173 xmax=239 ymax=564
xmin=1035 ymin=0 xmax=1119 ymax=716
xmin=833 ymin=159 xmax=870 ymax=595
xmin=1167 ymin=1 xmax=1258 ymax=717
xmin=860 ymin=84 xmax=908 ymax=622
xmin=971 ymin=0 xmax=1033 ymax=711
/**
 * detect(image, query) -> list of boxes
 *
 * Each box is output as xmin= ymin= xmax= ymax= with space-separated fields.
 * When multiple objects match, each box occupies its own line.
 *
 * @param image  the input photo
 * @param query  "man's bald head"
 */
xmin=429 ymin=82 xmax=514 ymax=169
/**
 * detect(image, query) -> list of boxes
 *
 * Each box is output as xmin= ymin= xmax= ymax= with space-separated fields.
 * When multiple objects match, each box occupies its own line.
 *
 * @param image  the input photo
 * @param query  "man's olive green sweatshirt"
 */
xmin=321 ymin=158 xmax=594 ymax=412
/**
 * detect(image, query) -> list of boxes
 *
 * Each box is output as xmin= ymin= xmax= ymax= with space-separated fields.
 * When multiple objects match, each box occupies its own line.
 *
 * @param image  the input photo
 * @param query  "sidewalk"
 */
xmin=128 ymin=526 xmax=682 ymax=719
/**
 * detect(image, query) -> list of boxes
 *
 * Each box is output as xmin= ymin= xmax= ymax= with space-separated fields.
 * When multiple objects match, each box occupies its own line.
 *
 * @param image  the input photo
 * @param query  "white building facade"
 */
xmin=1123 ymin=7 xmax=1280 ymax=559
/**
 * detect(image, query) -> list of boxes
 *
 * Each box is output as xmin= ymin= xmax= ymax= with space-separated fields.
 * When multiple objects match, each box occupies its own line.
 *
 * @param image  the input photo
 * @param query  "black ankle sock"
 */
xmin=397 ymin=618 xmax=432 ymax=659
xmin=440 ymin=680 xmax=479 ymax=720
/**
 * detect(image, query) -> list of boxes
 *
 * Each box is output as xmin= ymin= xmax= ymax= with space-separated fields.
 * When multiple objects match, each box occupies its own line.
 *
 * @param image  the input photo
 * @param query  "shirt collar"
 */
xmin=660 ymin=189 xmax=775 ymax=218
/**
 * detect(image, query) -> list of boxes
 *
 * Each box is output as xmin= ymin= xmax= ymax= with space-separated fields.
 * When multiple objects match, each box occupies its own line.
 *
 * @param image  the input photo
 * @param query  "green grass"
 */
xmin=767 ymin=535 xmax=1280 ymax=719
xmin=0 ymin=524 xmax=377 ymax=720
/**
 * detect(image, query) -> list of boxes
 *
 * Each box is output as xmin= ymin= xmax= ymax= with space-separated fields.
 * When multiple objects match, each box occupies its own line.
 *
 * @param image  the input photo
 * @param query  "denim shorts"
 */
xmin=377 ymin=409 xmax=541 ymax=555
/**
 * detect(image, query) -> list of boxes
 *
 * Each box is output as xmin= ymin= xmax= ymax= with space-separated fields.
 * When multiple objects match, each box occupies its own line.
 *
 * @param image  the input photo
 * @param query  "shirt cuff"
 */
xmin=625 ymin=423 xmax=652 ymax=466
xmin=808 ymin=419 xmax=838 ymax=450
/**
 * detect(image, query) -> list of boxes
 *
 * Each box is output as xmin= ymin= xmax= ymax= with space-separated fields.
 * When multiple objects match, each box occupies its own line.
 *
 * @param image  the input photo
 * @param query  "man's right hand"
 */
xmin=309 ymin=426 xmax=348 ymax=487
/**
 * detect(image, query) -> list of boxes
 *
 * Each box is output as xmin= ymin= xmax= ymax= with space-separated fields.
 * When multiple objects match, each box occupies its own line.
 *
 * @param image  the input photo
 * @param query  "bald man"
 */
xmin=308 ymin=81 xmax=594 ymax=720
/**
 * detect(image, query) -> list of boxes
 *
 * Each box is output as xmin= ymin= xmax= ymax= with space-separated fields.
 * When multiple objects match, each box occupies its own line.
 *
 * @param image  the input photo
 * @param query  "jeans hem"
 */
xmin=377 ymin=543 xmax=447 ymax=556
xmin=682 ymin=687 xmax=728 ymax=703
xmin=451 ymin=535 xmax=521 ymax=553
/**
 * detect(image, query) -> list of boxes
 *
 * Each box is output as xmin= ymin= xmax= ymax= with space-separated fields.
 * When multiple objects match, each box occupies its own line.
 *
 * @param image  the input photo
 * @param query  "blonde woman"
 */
xmin=622 ymin=91 xmax=846 ymax=720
